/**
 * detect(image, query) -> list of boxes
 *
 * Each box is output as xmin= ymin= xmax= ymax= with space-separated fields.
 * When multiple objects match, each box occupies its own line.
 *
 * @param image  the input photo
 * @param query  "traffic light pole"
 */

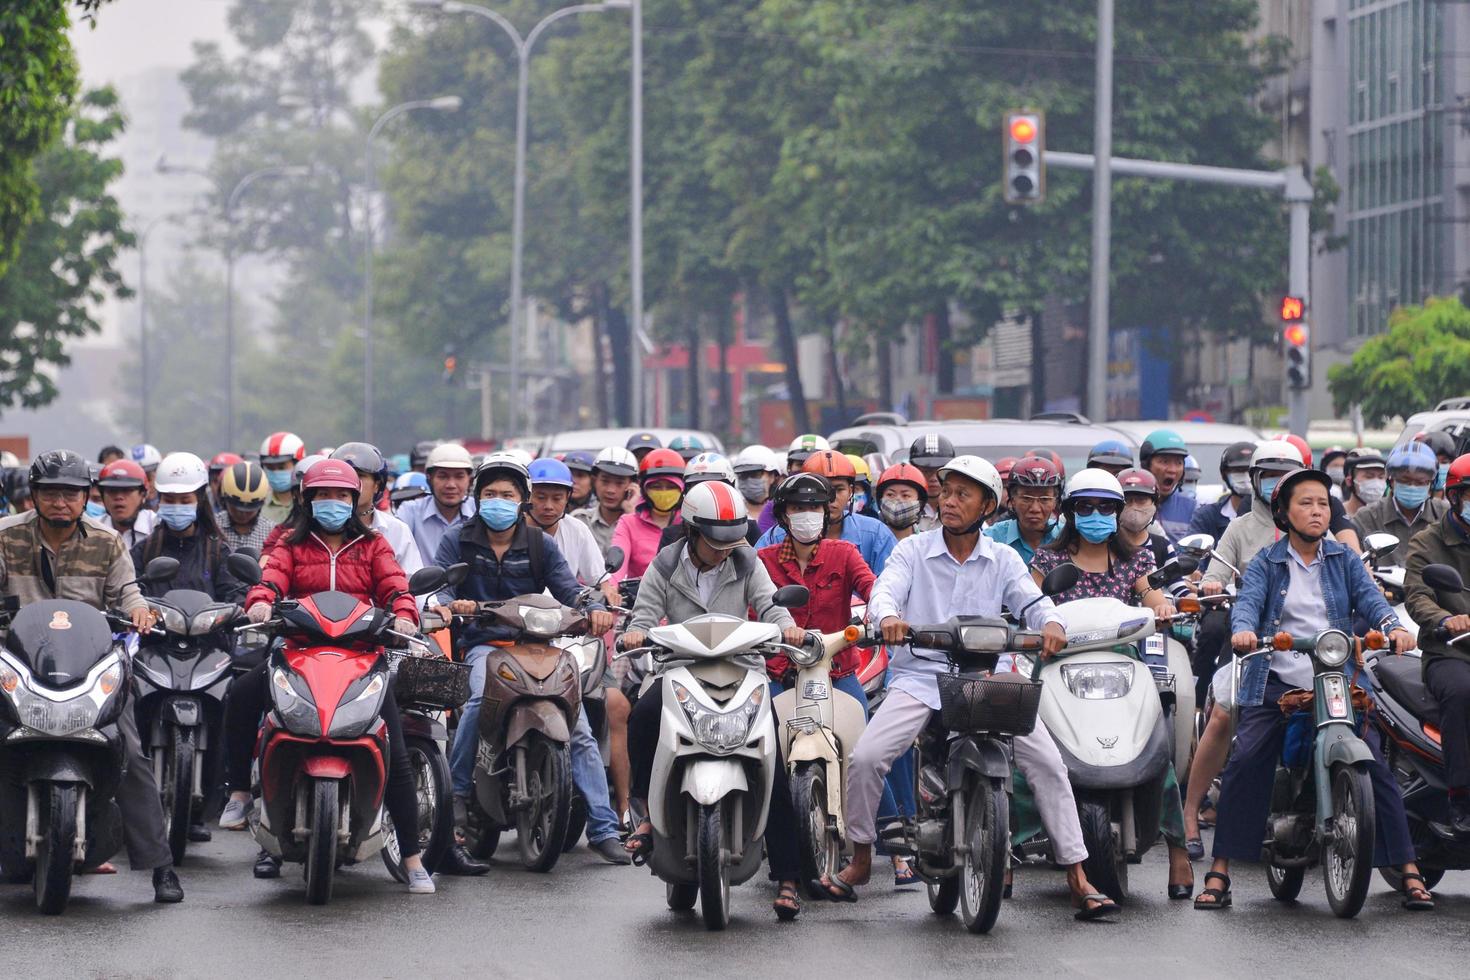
xmin=1046 ymin=151 xmax=1314 ymax=437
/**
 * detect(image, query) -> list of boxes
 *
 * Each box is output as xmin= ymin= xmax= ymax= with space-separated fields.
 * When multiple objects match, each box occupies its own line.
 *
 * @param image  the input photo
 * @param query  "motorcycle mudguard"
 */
xmin=302 ymin=756 xmax=352 ymax=780
xmin=1313 ymin=726 xmax=1375 ymax=829
xmin=24 ymin=747 xmax=93 ymax=787
xmin=159 ymin=696 xmax=201 ymax=728
xmin=947 ymin=736 xmax=1013 ymax=792
xmin=1056 ymin=714 xmax=1173 ymax=791
xmin=504 ymin=700 xmax=571 ymax=748
xmin=680 ymin=758 xmax=748 ymax=806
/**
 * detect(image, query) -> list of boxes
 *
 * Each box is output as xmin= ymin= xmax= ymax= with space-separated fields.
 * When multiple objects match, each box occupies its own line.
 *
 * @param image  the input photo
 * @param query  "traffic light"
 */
xmin=1283 ymin=321 xmax=1310 ymax=390
xmin=1003 ymin=110 xmax=1044 ymax=204
xmin=443 ymin=353 xmax=458 ymax=385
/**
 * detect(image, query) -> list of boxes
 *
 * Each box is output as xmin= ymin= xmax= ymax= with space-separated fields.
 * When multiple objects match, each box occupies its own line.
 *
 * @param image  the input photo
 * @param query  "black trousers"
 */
xmin=629 ymin=684 xmax=801 ymax=881
xmin=115 ymin=690 xmax=175 ymax=870
xmin=1424 ymin=657 xmax=1470 ymax=791
xmin=222 ymin=662 xmax=421 ymax=858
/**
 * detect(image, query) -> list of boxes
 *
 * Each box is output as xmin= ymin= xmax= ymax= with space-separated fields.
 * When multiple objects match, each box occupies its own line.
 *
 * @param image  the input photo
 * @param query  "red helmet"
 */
xmin=802 ymin=449 xmax=857 ymax=481
xmin=260 ymin=431 xmax=306 ymax=463
xmin=209 ymin=451 xmax=243 ymax=474
xmin=639 ymin=448 xmax=686 ymax=482
xmin=301 ymin=458 xmax=361 ymax=494
xmin=1446 ymin=454 xmax=1470 ymax=495
xmin=875 ymin=463 xmax=928 ymax=502
xmin=1272 ymin=433 xmax=1313 ymax=468
xmin=1117 ymin=467 xmax=1159 ymax=498
xmin=994 ymin=456 xmax=1020 ymax=484
xmin=1008 ymin=456 xmax=1062 ymax=489
xmin=97 ymin=459 xmax=147 ymax=488
xmin=1024 ymin=448 xmax=1065 ymax=480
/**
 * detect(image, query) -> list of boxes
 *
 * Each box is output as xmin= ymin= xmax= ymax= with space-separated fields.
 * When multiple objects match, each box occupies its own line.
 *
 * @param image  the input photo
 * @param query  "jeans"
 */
xmin=572 ymin=706 xmax=620 ymax=843
xmin=450 ymin=645 xmax=492 ymax=799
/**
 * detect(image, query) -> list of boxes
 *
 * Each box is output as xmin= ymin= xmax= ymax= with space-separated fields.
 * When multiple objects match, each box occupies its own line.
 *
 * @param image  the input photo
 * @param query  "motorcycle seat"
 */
xmin=1374 ymin=656 xmax=1440 ymax=726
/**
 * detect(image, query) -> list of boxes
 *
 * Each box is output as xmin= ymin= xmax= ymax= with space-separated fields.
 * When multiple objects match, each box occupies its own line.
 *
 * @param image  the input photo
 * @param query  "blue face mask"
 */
xmin=1437 ymin=463 xmax=1450 ymax=491
xmin=479 ymin=497 xmax=522 ymax=531
xmin=1075 ymin=512 xmax=1117 ymax=543
xmin=84 ymin=501 xmax=106 ymax=521
xmin=1257 ymin=477 xmax=1278 ymax=503
xmin=1393 ymin=482 xmax=1430 ymax=509
xmin=158 ymin=503 xmax=196 ymax=532
xmin=265 ymin=468 xmax=293 ymax=494
xmin=311 ymin=499 xmax=353 ymax=533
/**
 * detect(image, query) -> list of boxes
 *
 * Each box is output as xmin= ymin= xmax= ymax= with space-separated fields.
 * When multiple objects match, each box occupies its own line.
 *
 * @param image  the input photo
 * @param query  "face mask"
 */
xmin=1075 ymin=512 xmax=1117 ymax=543
xmin=1226 ymin=474 xmax=1252 ymax=497
xmin=265 ymin=469 xmax=293 ymax=493
xmin=478 ymin=497 xmax=521 ymax=531
xmin=880 ymin=498 xmax=923 ymax=529
xmin=158 ymin=503 xmax=196 ymax=532
xmin=84 ymin=501 xmax=106 ymax=521
xmin=645 ymin=488 xmax=682 ymax=513
xmin=1460 ymin=501 xmax=1470 ymax=524
xmin=1393 ymin=482 xmax=1430 ymax=509
xmin=1257 ymin=477 xmax=1278 ymax=504
xmin=1437 ymin=463 xmax=1450 ymax=490
xmin=736 ymin=476 xmax=769 ymax=505
xmin=852 ymin=491 xmax=869 ymax=513
xmin=786 ymin=512 xmax=825 ymax=544
xmin=1326 ymin=466 xmax=1345 ymax=486
xmin=1355 ymin=478 xmax=1386 ymax=504
xmin=311 ymin=499 xmax=353 ymax=533
xmin=1119 ymin=504 xmax=1155 ymax=533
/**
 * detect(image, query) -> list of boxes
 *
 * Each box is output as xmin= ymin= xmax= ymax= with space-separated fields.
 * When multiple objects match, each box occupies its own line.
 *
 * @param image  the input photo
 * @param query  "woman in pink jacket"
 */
xmin=610 ymin=448 xmax=685 ymax=583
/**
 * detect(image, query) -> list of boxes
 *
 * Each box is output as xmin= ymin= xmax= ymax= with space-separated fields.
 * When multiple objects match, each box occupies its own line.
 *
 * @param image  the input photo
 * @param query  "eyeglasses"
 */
xmin=1012 ymin=492 xmax=1057 ymax=508
xmin=1072 ymin=499 xmax=1120 ymax=516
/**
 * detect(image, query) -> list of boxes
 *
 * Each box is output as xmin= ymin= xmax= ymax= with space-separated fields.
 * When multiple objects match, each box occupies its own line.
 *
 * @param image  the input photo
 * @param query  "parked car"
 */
xmin=827 ymin=419 xmax=1128 ymax=478
xmin=536 ymin=428 xmax=726 ymax=458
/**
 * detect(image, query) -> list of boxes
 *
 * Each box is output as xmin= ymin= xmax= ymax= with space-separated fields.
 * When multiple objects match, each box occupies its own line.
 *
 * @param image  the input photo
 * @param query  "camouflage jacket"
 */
xmin=0 ymin=511 xmax=145 ymax=613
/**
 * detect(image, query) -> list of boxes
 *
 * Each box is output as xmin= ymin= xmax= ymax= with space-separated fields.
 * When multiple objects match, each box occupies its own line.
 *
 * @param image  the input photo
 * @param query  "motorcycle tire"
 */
xmin=697 ymin=802 xmax=730 ymax=931
xmin=467 ymin=804 xmax=501 ymax=860
xmin=304 ymin=777 xmax=339 ymax=906
xmin=1078 ymin=798 xmax=1127 ymax=902
xmin=959 ymin=778 xmax=1008 ymax=935
xmin=1324 ymin=762 xmax=1376 ymax=919
xmin=1266 ymin=863 xmax=1304 ymax=902
xmin=563 ymin=792 xmax=588 ymax=853
xmin=35 ymin=782 xmax=78 ymax=915
xmin=382 ymin=736 xmax=454 ymax=880
xmin=516 ymin=735 xmax=572 ymax=873
xmin=791 ymin=762 xmax=839 ymax=898
xmin=667 ymin=881 xmax=698 ymax=911
xmin=928 ymin=877 xmax=960 ymax=915
xmin=161 ymin=726 xmax=196 ymax=867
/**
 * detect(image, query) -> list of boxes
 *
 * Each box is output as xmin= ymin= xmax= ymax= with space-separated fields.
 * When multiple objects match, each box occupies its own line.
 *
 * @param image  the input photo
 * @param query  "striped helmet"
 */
xmin=259 ymin=431 xmax=306 ymax=464
xmin=680 ymin=480 xmax=748 ymax=550
xmin=220 ymin=461 xmax=270 ymax=509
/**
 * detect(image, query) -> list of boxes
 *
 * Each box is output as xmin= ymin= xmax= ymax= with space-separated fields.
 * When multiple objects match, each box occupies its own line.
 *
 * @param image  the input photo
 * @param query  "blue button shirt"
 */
xmin=984 ymin=517 xmax=1063 ymax=567
xmin=1156 ymin=490 xmax=1198 ymax=544
xmin=398 ymin=495 xmax=475 ymax=568
xmin=755 ymin=511 xmax=897 ymax=575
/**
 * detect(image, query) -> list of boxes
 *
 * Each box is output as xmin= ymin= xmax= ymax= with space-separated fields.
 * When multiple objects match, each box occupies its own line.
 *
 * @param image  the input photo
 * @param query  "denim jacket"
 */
xmin=1230 ymin=536 xmax=1400 ymax=705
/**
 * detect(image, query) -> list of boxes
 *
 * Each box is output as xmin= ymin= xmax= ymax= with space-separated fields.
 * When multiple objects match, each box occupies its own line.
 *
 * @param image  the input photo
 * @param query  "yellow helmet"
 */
xmin=220 ymin=460 xmax=270 ymax=509
xmin=845 ymin=453 xmax=871 ymax=483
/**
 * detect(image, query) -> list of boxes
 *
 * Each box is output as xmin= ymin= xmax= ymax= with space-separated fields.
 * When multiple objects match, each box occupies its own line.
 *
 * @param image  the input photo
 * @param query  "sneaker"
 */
xmin=407 ymin=864 xmax=436 ymax=895
xmin=218 ymin=796 xmax=251 ymax=830
xmin=153 ymin=865 xmax=184 ymax=903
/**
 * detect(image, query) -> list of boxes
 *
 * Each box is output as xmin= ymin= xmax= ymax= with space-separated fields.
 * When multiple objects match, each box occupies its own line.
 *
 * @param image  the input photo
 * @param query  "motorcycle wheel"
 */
xmin=1266 ymin=863 xmax=1304 ymax=902
xmin=697 ymin=802 xmax=730 ymax=931
xmin=466 ymin=803 xmax=501 ymax=860
xmin=928 ymin=877 xmax=960 ymax=916
xmin=304 ymin=778 xmax=339 ymax=906
xmin=959 ymin=778 xmax=1008 ymax=935
xmin=563 ymin=792 xmax=588 ymax=853
xmin=1078 ymin=798 xmax=1127 ymax=902
xmin=667 ymin=881 xmax=698 ymax=911
xmin=382 ymin=736 xmax=454 ymax=880
xmin=34 ymin=782 xmax=78 ymax=916
xmin=1324 ymin=762 xmax=1376 ymax=919
xmin=160 ymin=726 xmax=196 ymax=867
xmin=516 ymin=735 xmax=572 ymax=873
xmin=791 ymin=762 xmax=839 ymax=898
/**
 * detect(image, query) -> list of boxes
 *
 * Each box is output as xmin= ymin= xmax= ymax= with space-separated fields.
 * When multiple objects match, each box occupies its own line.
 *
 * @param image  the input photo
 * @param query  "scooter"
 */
xmin=619 ymin=584 xmax=808 ymax=931
xmin=227 ymin=553 xmax=450 ymax=905
xmin=1360 ymin=532 xmax=1415 ymax=640
xmin=0 ymin=556 xmax=179 ymax=914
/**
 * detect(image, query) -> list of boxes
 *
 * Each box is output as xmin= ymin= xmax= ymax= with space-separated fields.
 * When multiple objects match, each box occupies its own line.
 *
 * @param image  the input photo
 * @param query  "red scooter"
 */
xmin=225 ymin=554 xmax=449 ymax=904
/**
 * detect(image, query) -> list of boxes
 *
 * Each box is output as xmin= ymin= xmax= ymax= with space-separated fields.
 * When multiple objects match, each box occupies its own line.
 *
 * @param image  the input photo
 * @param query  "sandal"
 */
xmin=1197 ymin=805 xmax=1217 ymax=829
xmin=815 ymin=872 xmax=859 ymax=903
xmin=894 ymin=862 xmax=919 ymax=887
xmin=774 ymin=882 xmax=802 ymax=921
xmin=1193 ymin=871 xmax=1231 ymax=910
xmin=1401 ymin=872 xmax=1435 ymax=912
xmin=624 ymin=823 xmax=654 ymax=867
xmin=1073 ymin=892 xmax=1120 ymax=921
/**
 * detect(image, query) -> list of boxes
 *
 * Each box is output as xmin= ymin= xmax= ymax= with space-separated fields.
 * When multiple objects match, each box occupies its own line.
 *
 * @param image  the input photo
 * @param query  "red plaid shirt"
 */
xmin=758 ymin=537 xmax=875 ymax=679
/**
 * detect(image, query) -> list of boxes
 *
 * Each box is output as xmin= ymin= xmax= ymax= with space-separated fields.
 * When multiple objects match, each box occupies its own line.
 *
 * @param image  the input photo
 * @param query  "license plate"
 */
xmin=802 ymin=680 xmax=829 ymax=701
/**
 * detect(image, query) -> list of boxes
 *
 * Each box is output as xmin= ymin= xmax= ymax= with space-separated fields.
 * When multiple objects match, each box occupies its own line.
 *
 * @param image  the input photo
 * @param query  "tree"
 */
xmin=1327 ymin=296 xmax=1470 ymax=427
xmin=0 ymin=87 xmax=133 ymax=414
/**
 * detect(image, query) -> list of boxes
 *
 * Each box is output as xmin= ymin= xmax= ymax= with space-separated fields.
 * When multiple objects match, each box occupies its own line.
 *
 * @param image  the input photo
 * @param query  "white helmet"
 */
xmin=258 ymin=432 xmax=304 ymax=464
xmin=505 ymin=448 xmax=535 ymax=468
xmin=1250 ymin=439 xmax=1304 ymax=471
xmin=684 ymin=452 xmax=736 ymax=487
xmin=293 ymin=454 xmax=326 ymax=488
xmin=0 ymin=451 xmax=19 ymax=468
xmin=131 ymin=442 xmax=163 ymax=471
xmin=592 ymin=446 xmax=639 ymax=478
xmin=425 ymin=442 xmax=474 ymax=471
xmin=1064 ymin=468 xmax=1125 ymax=504
xmin=153 ymin=452 xmax=209 ymax=494
xmin=680 ymin=481 xmax=749 ymax=550
xmin=937 ymin=455 xmax=1003 ymax=502
xmin=475 ymin=452 xmax=532 ymax=497
xmin=733 ymin=445 xmax=782 ymax=475
xmin=788 ymin=433 xmax=830 ymax=454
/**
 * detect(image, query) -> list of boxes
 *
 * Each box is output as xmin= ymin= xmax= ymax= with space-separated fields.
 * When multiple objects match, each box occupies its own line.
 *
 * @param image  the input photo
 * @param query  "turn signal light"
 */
xmin=843 ymin=625 xmax=861 ymax=643
xmin=1364 ymin=630 xmax=1385 ymax=650
xmin=1177 ymin=597 xmax=1201 ymax=614
xmin=1272 ymin=632 xmax=1294 ymax=651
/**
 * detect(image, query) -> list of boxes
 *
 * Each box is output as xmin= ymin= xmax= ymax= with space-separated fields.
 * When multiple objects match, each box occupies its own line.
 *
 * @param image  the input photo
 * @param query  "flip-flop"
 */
xmin=624 ymin=830 xmax=654 ymax=867
xmin=814 ymin=874 xmax=859 ymax=903
xmin=1401 ymin=872 xmax=1435 ymax=912
xmin=894 ymin=865 xmax=919 ymax=887
xmin=1074 ymin=893 xmax=1120 ymax=921
xmin=774 ymin=884 xmax=802 ymax=921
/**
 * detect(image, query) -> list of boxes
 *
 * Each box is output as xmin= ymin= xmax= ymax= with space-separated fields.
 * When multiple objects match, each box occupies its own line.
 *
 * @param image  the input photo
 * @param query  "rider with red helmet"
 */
xmin=874 ymin=463 xmax=928 ymax=541
xmin=609 ymin=447 xmax=686 ymax=583
xmin=985 ymin=455 xmax=1063 ymax=565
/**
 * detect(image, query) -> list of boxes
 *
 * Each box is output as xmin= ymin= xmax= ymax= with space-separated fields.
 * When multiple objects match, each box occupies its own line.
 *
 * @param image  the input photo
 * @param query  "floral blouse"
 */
xmin=1031 ymin=544 xmax=1156 ymax=605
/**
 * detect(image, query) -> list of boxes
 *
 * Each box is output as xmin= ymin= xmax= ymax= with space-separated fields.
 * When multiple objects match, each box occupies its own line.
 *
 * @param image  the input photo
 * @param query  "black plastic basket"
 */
xmin=936 ymin=671 xmax=1042 ymax=736
xmin=392 ymin=654 xmax=472 ymax=710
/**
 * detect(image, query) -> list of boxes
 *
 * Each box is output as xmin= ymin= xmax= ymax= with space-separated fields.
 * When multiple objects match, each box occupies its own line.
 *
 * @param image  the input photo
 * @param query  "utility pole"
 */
xmin=1086 ymin=0 xmax=1114 ymax=422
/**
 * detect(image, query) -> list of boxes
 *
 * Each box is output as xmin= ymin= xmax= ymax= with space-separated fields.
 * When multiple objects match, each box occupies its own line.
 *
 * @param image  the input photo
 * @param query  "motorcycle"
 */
xmin=226 ymin=553 xmax=451 ymax=905
xmin=0 ymin=556 xmax=180 ymax=914
xmin=1360 ymin=532 xmax=1415 ymax=640
xmin=560 ymin=546 xmax=624 ymax=850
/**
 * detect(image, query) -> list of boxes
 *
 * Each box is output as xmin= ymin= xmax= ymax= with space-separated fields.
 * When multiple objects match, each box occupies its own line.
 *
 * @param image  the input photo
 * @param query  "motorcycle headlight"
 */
xmin=0 ymin=653 xmax=122 ymax=736
xmin=1061 ymin=662 xmax=1134 ymax=700
xmin=270 ymin=667 xmax=321 ymax=737
xmin=673 ymin=681 xmax=764 ymax=753
xmin=959 ymin=625 xmax=1009 ymax=653
xmin=787 ymin=635 xmax=822 ymax=667
xmin=151 ymin=602 xmax=187 ymax=636
xmin=190 ymin=605 xmax=236 ymax=636
xmin=519 ymin=605 xmax=564 ymax=636
xmin=1315 ymin=629 xmax=1351 ymax=668
xmin=328 ymin=672 xmax=387 ymax=739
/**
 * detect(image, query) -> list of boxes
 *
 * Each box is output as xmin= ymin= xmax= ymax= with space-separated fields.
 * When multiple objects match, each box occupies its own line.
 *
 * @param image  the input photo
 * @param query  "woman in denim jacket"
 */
xmin=1194 ymin=467 xmax=1434 ymax=911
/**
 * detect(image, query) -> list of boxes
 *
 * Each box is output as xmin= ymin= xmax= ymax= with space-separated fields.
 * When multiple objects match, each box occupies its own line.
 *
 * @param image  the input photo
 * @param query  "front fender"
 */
xmin=947 ymin=736 xmax=1012 ymax=792
xmin=504 ymin=700 xmax=572 ymax=748
xmin=25 ymin=747 xmax=94 ymax=786
xmin=680 ymin=758 xmax=748 ymax=806
xmin=159 ymin=696 xmax=202 ymax=728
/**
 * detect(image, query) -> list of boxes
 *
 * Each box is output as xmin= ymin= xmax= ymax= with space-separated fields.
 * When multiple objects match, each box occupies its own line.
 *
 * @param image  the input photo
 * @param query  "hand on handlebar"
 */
xmin=1389 ymin=627 xmax=1415 ymax=655
xmin=1231 ymin=630 xmax=1258 ymax=653
xmin=131 ymin=606 xmax=158 ymax=633
xmin=588 ymin=610 xmax=616 ymax=635
xmin=1040 ymin=621 xmax=1066 ymax=660
xmin=1201 ymin=580 xmax=1225 ymax=596
xmin=1445 ymin=614 xmax=1470 ymax=635
xmin=1154 ymin=602 xmax=1178 ymax=621
xmin=619 ymin=630 xmax=646 ymax=652
xmin=879 ymin=616 xmax=910 ymax=645
xmin=601 ymin=581 xmax=621 ymax=608
xmin=246 ymin=603 xmax=272 ymax=625
xmin=782 ymin=626 xmax=808 ymax=647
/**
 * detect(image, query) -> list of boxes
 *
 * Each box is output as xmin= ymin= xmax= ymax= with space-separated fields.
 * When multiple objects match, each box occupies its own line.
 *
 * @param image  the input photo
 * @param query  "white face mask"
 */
xmin=787 ymin=512 xmax=824 ymax=544
xmin=1355 ymin=478 xmax=1387 ymax=504
xmin=1226 ymin=474 xmax=1252 ymax=497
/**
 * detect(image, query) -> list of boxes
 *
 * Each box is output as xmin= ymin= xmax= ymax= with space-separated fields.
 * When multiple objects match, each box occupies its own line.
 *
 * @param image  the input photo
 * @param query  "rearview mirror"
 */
xmin=445 ymin=562 xmax=469 ymax=587
xmin=407 ymin=566 xmax=448 ymax=597
xmin=1422 ymin=563 xmax=1466 ymax=594
xmin=1362 ymin=532 xmax=1400 ymax=562
xmin=1177 ymin=533 xmax=1216 ymax=556
xmin=773 ymin=584 xmax=810 ymax=609
xmin=604 ymin=546 xmax=625 ymax=574
xmin=1148 ymin=555 xmax=1198 ymax=587
xmin=140 ymin=556 xmax=180 ymax=585
xmin=1040 ymin=563 xmax=1080 ymax=597
xmin=226 ymin=552 xmax=262 ymax=586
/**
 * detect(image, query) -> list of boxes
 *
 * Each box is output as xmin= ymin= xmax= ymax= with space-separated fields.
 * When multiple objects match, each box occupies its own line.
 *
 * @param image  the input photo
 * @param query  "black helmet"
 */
xmin=332 ymin=442 xmax=388 ymax=484
xmin=1218 ymin=440 xmax=1256 ymax=482
xmin=626 ymin=431 xmax=662 ymax=452
xmin=1416 ymin=430 xmax=1457 ymax=459
xmin=907 ymin=434 xmax=955 ymax=469
xmin=772 ymin=472 xmax=832 ymax=518
xmin=29 ymin=450 xmax=92 ymax=490
xmin=410 ymin=440 xmax=438 ymax=469
xmin=1270 ymin=467 xmax=1333 ymax=534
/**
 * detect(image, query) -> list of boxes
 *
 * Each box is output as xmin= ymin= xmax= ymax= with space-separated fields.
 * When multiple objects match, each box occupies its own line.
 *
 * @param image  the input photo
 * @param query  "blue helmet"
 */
xmin=528 ymin=458 xmax=575 ymax=490
xmin=1387 ymin=441 xmax=1437 ymax=477
xmin=563 ymin=450 xmax=596 ymax=474
xmin=1086 ymin=439 xmax=1133 ymax=469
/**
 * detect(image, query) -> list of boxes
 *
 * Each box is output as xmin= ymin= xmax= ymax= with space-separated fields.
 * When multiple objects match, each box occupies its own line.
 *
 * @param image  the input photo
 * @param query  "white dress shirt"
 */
xmin=1272 ymin=544 xmax=1326 ymax=689
xmin=551 ymin=515 xmax=606 ymax=587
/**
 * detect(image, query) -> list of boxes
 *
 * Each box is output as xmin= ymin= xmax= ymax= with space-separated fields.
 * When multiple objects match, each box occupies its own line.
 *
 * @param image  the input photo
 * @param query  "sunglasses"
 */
xmin=1072 ymin=499 xmax=1120 ymax=516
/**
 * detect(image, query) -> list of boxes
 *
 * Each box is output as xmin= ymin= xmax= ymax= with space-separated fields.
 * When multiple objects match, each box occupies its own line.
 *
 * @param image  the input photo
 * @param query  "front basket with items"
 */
xmin=391 ymin=653 xmax=472 ymax=710
xmin=936 ymin=671 xmax=1042 ymax=736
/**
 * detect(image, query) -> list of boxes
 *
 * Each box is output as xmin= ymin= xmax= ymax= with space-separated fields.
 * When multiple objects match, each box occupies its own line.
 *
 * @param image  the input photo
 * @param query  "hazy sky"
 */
xmin=70 ymin=0 xmax=232 ymax=87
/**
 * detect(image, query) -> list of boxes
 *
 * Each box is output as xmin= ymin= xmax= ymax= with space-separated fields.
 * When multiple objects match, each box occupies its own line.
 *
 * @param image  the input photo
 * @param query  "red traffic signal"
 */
xmin=1280 ymin=295 xmax=1305 ymax=322
xmin=1283 ymin=323 xmax=1308 ymax=347
xmin=1009 ymin=117 xmax=1037 ymax=145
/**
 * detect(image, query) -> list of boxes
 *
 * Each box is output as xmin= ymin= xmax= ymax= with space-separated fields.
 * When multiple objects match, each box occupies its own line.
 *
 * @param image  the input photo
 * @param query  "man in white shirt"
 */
xmin=820 ymin=455 xmax=1117 ymax=920
xmin=396 ymin=443 xmax=476 ymax=565
xmin=97 ymin=458 xmax=159 ymax=549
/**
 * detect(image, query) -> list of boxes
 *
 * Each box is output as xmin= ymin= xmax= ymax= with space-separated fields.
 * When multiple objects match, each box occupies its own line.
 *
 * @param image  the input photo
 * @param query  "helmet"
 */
xmin=1249 ymin=439 xmax=1304 ymax=473
xmin=1138 ymin=429 xmax=1188 ymax=467
xmin=907 ymin=434 xmax=955 ymax=469
xmin=1415 ymin=429 xmax=1457 ymax=459
xmin=220 ymin=461 xmax=270 ymax=509
xmin=937 ymin=455 xmax=1003 ymax=503
xmin=787 ymin=434 xmax=830 ymax=466
xmin=1065 ymin=469 xmax=1126 ymax=504
xmin=528 ymin=458 xmax=575 ymax=491
xmin=1184 ymin=455 xmax=1200 ymax=477
xmin=679 ymin=481 xmax=749 ymax=550
xmin=684 ymin=452 xmax=736 ymax=487
xmin=1024 ymin=448 xmax=1065 ymax=479
xmin=1270 ymin=467 xmax=1333 ymax=534
xmin=130 ymin=443 xmax=162 ymax=471
xmin=994 ymin=457 xmax=1019 ymax=485
xmin=87 ymin=462 xmax=102 ymax=485
xmin=1086 ymin=439 xmax=1134 ymax=470
xmin=293 ymin=454 xmax=326 ymax=489
xmin=1321 ymin=445 xmax=1349 ymax=468
xmin=0 ymin=450 xmax=19 ymax=468
xmin=391 ymin=471 xmax=430 ymax=504
xmin=876 ymin=463 xmax=928 ymax=502
xmin=1117 ymin=467 xmax=1159 ymax=498
xmin=563 ymin=450 xmax=596 ymax=474
xmin=1445 ymin=454 xmax=1470 ymax=495
xmin=773 ymin=471 xmax=833 ymax=510
xmin=475 ymin=452 xmax=532 ymax=498
xmin=1387 ymin=441 xmax=1438 ymax=476
xmin=426 ymin=443 xmax=474 ymax=471
xmin=209 ymin=451 xmax=243 ymax=475
xmin=410 ymin=440 xmax=439 ymax=470
xmin=259 ymin=432 xmax=305 ymax=464
xmin=1218 ymin=440 xmax=1256 ymax=481
xmin=846 ymin=454 xmax=871 ymax=484
xmin=667 ymin=435 xmax=706 ymax=461
xmin=592 ymin=446 xmax=639 ymax=479
xmin=29 ymin=450 xmax=92 ymax=490
xmin=97 ymin=459 xmax=147 ymax=489
xmin=802 ymin=449 xmax=857 ymax=482
xmin=1272 ymin=433 xmax=1313 ymax=468
xmin=332 ymin=442 xmax=388 ymax=485
xmin=732 ymin=445 xmax=782 ymax=475
xmin=388 ymin=453 xmax=411 ymax=476
xmin=626 ymin=432 xmax=662 ymax=453
xmin=301 ymin=458 xmax=361 ymax=497
xmin=1009 ymin=456 xmax=1062 ymax=490
xmin=639 ymin=448 xmax=686 ymax=483
xmin=504 ymin=448 xmax=534 ymax=468
xmin=154 ymin=452 xmax=209 ymax=494
xmin=1344 ymin=446 xmax=1386 ymax=476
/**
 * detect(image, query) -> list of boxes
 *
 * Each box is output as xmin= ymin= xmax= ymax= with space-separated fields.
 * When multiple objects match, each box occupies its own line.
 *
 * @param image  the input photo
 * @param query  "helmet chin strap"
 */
xmin=1289 ymin=523 xmax=1326 ymax=544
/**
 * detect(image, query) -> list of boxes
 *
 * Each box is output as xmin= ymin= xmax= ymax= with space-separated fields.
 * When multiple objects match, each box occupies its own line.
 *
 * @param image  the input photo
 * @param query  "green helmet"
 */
xmin=1139 ymin=429 xmax=1189 ymax=467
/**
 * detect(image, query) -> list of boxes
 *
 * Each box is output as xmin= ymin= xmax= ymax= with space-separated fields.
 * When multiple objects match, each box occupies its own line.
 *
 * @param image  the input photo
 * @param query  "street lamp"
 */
xmin=363 ymin=95 xmax=462 ymax=442
xmin=410 ymin=0 xmax=629 ymax=438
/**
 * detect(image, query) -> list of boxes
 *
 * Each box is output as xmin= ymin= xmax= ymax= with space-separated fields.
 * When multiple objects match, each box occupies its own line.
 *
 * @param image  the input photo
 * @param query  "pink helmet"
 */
xmin=301 ymin=458 xmax=361 ymax=495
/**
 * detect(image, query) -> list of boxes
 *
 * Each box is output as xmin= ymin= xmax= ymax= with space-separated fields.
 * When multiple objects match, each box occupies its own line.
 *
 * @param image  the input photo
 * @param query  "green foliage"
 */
xmin=0 ymin=87 xmax=133 ymax=414
xmin=1328 ymin=296 xmax=1470 ymax=427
